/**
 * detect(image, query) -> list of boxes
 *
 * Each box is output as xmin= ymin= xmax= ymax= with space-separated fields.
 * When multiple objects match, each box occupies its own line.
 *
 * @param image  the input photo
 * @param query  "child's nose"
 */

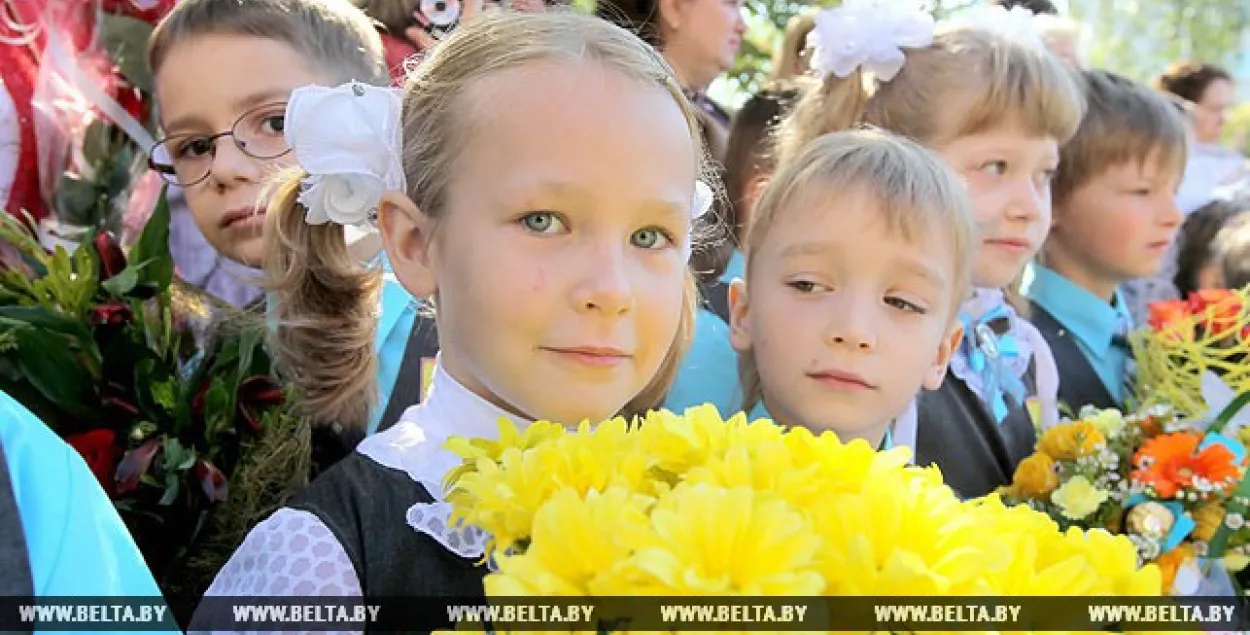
xmin=571 ymin=247 xmax=634 ymax=315
xmin=822 ymin=299 xmax=876 ymax=351
xmin=207 ymin=138 xmax=264 ymax=189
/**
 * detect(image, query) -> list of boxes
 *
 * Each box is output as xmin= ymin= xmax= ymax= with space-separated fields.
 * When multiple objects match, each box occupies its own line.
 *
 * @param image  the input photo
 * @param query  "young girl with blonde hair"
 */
xmin=195 ymin=9 xmax=713 ymax=621
xmin=773 ymin=0 xmax=1084 ymax=498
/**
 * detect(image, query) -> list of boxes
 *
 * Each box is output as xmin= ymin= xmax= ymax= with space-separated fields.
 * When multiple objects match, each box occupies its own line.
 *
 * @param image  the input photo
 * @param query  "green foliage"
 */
xmin=1074 ymin=0 xmax=1250 ymax=85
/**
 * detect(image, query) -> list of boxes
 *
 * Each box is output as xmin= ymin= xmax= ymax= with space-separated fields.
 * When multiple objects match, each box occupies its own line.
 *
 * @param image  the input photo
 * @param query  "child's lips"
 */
xmin=807 ymin=369 xmax=876 ymax=391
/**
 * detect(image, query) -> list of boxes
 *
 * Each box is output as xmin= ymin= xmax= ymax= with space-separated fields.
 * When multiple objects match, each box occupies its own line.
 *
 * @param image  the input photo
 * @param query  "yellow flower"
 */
xmin=602 ymin=482 xmax=825 ymax=595
xmin=1050 ymin=475 xmax=1110 ymax=521
xmin=1192 ymin=503 xmax=1225 ymax=542
xmin=809 ymin=468 xmax=995 ymax=595
xmin=444 ymin=418 xmax=566 ymax=486
xmin=637 ymin=405 xmax=784 ymax=482
xmin=447 ymin=418 xmax=655 ymax=554
xmin=1011 ymin=453 xmax=1060 ymax=498
xmin=486 ymin=487 xmax=653 ymax=595
xmin=1038 ymin=421 xmax=1105 ymax=461
xmin=1086 ymin=408 xmax=1126 ymax=438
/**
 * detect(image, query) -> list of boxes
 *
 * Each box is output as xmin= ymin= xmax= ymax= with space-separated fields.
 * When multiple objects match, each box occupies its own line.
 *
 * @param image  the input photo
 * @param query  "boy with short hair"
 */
xmin=1026 ymin=69 xmax=1187 ymax=411
xmin=1214 ymin=208 xmax=1250 ymax=290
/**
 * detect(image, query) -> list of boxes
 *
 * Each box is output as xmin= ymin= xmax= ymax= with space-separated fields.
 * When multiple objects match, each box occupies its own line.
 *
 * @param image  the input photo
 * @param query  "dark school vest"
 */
xmin=914 ymin=371 xmax=1037 ymax=500
xmin=377 ymin=315 xmax=441 ymax=432
xmin=1028 ymin=303 xmax=1123 ymax=413
xmin=0 ymin=440 xmax=35 ymax=633
xmin=287 ymin=453 xmax=488 ymax=633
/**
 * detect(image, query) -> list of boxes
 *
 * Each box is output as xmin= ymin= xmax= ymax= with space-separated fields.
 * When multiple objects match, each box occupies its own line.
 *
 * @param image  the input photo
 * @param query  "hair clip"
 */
xmin=692 ymin=180 xmax=714 ymax=220
xmin=285 ymin=81 xmax=406 ymax=227
xmin=808 ymin=0 xmax=934 ymax=82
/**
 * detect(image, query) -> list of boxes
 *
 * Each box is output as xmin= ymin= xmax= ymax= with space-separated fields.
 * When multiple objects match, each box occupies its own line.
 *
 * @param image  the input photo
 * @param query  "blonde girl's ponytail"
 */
xmin=775 ymin=69 xmax=870 ymax=169
xmin=263 ymin=171 xmax=382 ymax=439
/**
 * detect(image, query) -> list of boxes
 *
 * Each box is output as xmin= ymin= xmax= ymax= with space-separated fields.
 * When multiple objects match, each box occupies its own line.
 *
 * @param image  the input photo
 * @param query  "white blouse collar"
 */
xmin=356 ymin=362 xmax=531 ymax=560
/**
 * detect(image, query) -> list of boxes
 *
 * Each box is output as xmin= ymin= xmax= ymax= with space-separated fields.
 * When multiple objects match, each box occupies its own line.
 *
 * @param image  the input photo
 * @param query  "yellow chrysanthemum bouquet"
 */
xmin=442 ymin=405 xmax=1161 ymax=630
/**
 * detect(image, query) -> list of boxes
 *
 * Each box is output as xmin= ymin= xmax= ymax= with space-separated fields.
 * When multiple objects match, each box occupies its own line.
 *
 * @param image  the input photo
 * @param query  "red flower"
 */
xmin=1188 ymin=289 xmax=1244 ymax=339
xmin=93 ymin=231 xmax=126 ymax=281
xmin=193 ymin=460 xmax=229 ymax=503
xmin=114 ymin=82 xmax=148 ymax=124
xmin=1148 ymin=299 xmax=1191 ymax=339
xmin=89 ymin=302 xmax=134 ymax=328
xmin=115 ymin=437 xmax=161 ymax=495
xmin=236 ymin=376 xmax=284 ymax=436
xmin=65 ymin=429 xmax=121 ymax=496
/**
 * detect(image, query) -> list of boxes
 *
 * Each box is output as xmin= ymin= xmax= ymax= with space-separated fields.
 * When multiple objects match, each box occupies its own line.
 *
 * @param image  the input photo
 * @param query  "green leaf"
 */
xmin=106 ymin=146 xmax=135 ymax=197
xmin=11 ymin=327 xmax=97 ymax=417
xmin=100 ymin=14 xmax=157 ymax=95
xmin=101 ymin=265 xmax=141 ymax=296
xmin=204 ymin=378 xmax=233 ymax=438
xmin=82 ymin=120 xmax=116 ymax=168
xmin=129 ymin=189 xmax=173 ymax=290
xmin=159 ymin=471 xmax=180 ymax=506
xmin=52 ymin=174 xmax=103 ymax=229
xmin=0 ymin=306 xmax=90 ymax=336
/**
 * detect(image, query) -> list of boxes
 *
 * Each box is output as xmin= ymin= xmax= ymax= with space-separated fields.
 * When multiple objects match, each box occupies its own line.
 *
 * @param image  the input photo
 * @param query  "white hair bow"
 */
xmin=285 ymin=82 xmax=406 ymax=227
xmin=807 ymin=0 xmax=935 ymax=82
xmin=944 ymin=5 xmax=1046 ymax=52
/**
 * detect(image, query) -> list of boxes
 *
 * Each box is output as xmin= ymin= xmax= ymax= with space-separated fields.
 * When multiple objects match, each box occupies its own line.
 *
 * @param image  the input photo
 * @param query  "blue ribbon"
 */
xmin=959 ymin=306 xmax=1026 ymax=424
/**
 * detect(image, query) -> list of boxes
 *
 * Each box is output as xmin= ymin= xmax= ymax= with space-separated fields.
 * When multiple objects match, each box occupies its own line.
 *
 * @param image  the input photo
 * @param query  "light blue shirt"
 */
xmin=663 ymin=251 xmax=746 ymax=417
xmin=370 ymin=258 xmax=423 ymax=434
xmin=0 ymin=392 xmax=167 ymax=606
xmin=1024 ymin=264 xmax=1133 ymax=403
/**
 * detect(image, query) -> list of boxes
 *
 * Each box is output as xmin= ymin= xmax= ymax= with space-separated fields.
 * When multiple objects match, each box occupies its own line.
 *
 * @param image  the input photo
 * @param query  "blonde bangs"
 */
xmin=939 ymin=30 xmax=1085 ymax=144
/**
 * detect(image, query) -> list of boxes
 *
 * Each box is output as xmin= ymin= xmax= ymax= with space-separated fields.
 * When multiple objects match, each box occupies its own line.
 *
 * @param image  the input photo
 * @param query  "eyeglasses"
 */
xmin=148 ymin=102 xmax=291 ymax=187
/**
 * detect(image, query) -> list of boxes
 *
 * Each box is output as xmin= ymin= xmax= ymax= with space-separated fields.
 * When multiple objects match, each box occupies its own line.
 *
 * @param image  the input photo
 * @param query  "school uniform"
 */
xmin=371 ymin=263 xmax=439 ymax=434
xmin=0 ymin=390 xmax=168 ymax=632
xmin=195 ymin=365 xmax=521 ymax=634
xmin=1023 ymin=264 xmax=1133 ymax=412
xmin=664 ymin=251 xmax=744 ymax=416
xmin=914 ymin=289 xmax=1058 ymax=499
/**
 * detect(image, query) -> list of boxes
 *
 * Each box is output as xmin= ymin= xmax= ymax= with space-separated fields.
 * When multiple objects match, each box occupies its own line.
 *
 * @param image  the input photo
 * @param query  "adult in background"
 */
xmin=595 ymin=0 xmax=746 ymax=158
xmin=989 ymin=0 xmax=1057 ymax=14
xmin=1156 ymin=61 xmax=1248 ymax=213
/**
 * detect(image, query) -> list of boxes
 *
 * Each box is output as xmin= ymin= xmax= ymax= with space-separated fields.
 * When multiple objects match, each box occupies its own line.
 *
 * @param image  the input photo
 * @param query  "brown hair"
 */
xmin=1052 ymin=70 xmax=1189 ymax=208
xmin=737 ymin=129 xmax=978 ymax=411
xmin=693 ymin=82 xmax=799 ymax=279
xmin=148 ymin=0 xmax=388 ymax=87
xmin=1212 ymin=204 xmax=1250 ymax=291
xmin=777 ymin=26 xmax=1085 ymax=170
xmin=1175 ymin=199 xmax=1248 ymax=296
xmin=770 ymin=10 xmax=817 ymax=81
xmin=351 ymin=0 xmax=411 ymax=37
xmin=989 ymin=0 xmax=1058 ymax=14
xmin=264 ymin=10 xmax=714 ymax=431
xmin=1154 ymin=61 xmax=1233 ymax=105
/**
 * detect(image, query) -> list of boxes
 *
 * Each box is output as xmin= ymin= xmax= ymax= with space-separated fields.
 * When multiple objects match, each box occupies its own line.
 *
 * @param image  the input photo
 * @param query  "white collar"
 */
xmin=356 ymin=362 xmax=531 ymax=560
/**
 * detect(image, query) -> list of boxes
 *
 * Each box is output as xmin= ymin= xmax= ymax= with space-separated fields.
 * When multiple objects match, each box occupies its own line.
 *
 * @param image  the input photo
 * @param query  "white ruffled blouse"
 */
xmin=199 ymin=366 xmax=531 ymax=634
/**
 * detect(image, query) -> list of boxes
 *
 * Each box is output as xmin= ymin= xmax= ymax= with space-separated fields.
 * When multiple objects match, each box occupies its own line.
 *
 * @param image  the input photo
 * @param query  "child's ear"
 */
xmin=727 ymin=278 xmax=753 ymax=354
xmin=378 ymin=191 xmax=437 ymax=298
xmin=744 ymin=174 xmax=771 ymax=209
xmin=922 ymin=319 xmax=964 ymax=390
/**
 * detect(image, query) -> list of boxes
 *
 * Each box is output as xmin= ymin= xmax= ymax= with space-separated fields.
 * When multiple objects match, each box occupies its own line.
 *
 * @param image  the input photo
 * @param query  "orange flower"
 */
xmin=1132 ymin=432 xmax=1242 ymax=498
xmin=1147 ymin=299 xmax=1192 ymax=340
xmin=1188 ymin=289 xmax=1244 ymax=339
xmin=1156 ymin=543 xmax=1195 ymax=592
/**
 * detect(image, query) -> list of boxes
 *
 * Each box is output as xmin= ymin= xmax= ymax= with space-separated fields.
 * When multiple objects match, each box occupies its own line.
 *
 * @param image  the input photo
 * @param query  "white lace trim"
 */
xmin=356 ymin=362 xmax=531 ymax=560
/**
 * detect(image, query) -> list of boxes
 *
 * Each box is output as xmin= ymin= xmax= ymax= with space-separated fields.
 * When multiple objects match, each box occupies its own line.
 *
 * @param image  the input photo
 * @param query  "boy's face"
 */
xmin=1049 ymin=152 xmax=1183 ymax=288
xmin=938 ymin=125 xmax=1059 ymax=290
xmin=155 ymin=34 xmax=332 ymax=267
xmin=727 ymin=190 xmax=962 ymax=444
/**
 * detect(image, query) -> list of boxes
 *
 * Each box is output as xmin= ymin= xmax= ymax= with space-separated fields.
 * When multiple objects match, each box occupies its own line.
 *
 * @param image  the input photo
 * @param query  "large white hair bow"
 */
xmin=944 ymin=5 xmax=1046 ymax=51
xmin=285 ymin=82 xmax=406 ymax=227
xmin=807 ymin=0 xmax=934 ymax=82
